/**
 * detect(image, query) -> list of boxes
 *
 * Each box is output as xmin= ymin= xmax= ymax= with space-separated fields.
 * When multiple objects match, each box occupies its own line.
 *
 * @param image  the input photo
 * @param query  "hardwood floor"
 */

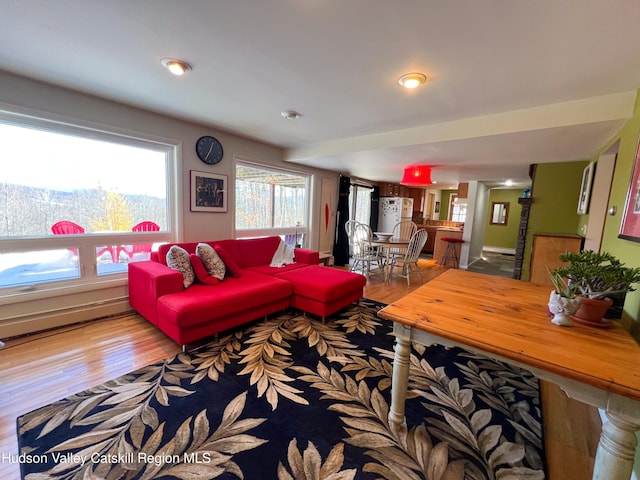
xmin=0 ymin=260 xmax=600 ymax=479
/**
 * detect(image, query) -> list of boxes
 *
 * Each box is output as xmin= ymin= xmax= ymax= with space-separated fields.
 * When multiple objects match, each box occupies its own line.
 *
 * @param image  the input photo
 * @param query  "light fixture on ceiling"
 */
xmin=400 ymin=165 xmax=433 ymax=186
xmin=281 ymin=110 xmax=301 ymax=120
xmin=397 ymin=72 xmax=427 ymax=89
xmin=161 ymin=58 xmax=192 ymax=76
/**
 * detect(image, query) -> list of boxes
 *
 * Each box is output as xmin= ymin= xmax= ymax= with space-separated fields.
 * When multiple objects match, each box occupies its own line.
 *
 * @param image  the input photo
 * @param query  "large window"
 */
xmin=0 ymin=114 xmax=175 ymax=293
xmin=349 ymin=184 xmax=373 ymax=225
xmin=449 ymin=195 xmax=467 ymax=223
xmin=235 ymin=162 xmax=309 ymax=246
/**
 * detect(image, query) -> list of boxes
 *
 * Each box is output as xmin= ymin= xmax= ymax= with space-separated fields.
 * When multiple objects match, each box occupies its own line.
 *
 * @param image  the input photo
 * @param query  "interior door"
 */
xmin=319 ymin=177 xmax=336 ymax=253
xmin=583 ymin=145 xmax=617 ymax=252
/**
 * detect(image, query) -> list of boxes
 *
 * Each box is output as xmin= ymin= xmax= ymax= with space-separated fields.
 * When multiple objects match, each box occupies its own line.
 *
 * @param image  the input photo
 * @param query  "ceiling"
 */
xmin=2 ymin=1 xmax=640 ymax=189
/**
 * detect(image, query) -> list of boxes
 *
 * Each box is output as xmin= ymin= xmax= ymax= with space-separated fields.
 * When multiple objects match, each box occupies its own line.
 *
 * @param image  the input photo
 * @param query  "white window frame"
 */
xmin=234 ymin=159 xmax=311 ymax=244
xmin=0 ymin=107 xmax=179 ymax=304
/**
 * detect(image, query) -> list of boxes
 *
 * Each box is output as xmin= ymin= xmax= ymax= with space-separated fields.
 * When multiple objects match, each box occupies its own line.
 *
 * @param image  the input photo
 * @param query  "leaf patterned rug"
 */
xmin=17 ymin=299 xmax=546 ymax=479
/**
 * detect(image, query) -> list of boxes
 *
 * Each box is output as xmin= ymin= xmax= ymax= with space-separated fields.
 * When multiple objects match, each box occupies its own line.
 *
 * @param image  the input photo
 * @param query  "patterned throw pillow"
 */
xmin=196 ymin=243 xmax=226 ymax=280
xmin=166 ymin=245 xmax=195 ymax=288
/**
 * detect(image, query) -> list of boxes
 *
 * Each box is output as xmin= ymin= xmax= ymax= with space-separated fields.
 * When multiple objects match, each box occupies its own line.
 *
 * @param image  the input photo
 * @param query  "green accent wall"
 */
xmin=483 ymin=189 xmax=522 ymax=250
xmin=521 ymin=161 xmax=588 ymax=281
xmin=439 ymin=190 xmax=456 ymax=220
xmin=598 ymin=90 xmax=640 ymax=338
xmin=596 ymin=88 xmax=640 ymax=480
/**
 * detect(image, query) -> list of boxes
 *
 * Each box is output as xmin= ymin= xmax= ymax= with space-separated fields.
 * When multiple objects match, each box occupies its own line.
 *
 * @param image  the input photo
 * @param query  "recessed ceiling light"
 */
xmin=161 ymin=58 xmax=192 ymax=76
xmin=397 ymin=72 xmax=427 ymax=89
xmin=281 ymin=111 xmax=301 ymax=120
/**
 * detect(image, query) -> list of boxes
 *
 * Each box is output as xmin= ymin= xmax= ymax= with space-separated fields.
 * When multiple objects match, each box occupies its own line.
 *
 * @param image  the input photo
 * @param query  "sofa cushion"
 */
xmin=211 ymin=239 xmax=243 ymax=267
xmin=236 ymin=236 xmax=281 ymax=268
xmin=214 ymin=244 xmax=242 ymax=277
xmin=275 ymin=265 xmax=366 ymax=303
xmin=196 ymin=243 xmax=226 ymax=280
xmin=166 ymin=245 xmax=195 ymax=288
xmin=157 ymin=271 xmax=292 ymax=329
xmin=189 ymin=254 xmax=220 ymax=286
xmin=245 ymin=262 xmax=309 ymax=276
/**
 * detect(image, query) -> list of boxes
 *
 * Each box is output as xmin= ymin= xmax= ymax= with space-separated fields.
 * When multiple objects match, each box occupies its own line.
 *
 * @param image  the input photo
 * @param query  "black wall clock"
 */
xmin=196 ymin=136 xmax=224 ymax=165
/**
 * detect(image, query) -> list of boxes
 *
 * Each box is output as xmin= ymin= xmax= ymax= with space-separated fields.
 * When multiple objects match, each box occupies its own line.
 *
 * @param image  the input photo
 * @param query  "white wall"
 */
xmin=459 ymin=181 xmax=488 ymax=269
xmin=0 ymin=70 xmax=339 ymax=337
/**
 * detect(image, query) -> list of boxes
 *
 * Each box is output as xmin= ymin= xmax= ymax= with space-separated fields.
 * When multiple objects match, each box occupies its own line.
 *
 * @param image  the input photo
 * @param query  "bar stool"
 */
xmin=441 ymin=237 xmax=464 ymax=268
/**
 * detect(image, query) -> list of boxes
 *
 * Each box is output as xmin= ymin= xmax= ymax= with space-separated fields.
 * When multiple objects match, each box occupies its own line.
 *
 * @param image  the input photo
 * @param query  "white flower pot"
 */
xmin=548 ymin=291 xmax=582 ymax=327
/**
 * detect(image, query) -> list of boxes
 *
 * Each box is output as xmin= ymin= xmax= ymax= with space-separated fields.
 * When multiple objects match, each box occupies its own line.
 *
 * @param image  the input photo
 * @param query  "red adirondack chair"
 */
xmin=51 ymin=220 xmax=85 ymax=236
xmin=118 ymin=221 xmax=160 ymax=260
xmin=51 ymin=221 xmax=85 ymax=258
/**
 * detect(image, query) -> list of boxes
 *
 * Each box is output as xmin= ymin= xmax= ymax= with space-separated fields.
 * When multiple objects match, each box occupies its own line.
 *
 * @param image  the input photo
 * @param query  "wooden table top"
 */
xmin=378 ymin=269 xmax=640 ymax=402
xmin=370 ymin=238 xmax=409 ymax=247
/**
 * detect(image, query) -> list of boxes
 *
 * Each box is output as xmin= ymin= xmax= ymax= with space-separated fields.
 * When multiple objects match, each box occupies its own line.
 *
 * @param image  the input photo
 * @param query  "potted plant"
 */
xmin=546 ymin=266 xmax=582 ymax=326
xmin=549 ymin=250 xmax=640 ymax=326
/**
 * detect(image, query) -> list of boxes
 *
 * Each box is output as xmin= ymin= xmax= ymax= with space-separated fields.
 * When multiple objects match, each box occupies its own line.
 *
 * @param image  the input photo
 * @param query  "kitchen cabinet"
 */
xmin=457 ymin=182 xmax=469 ymax=198
xmin=380 ymin=183 xmax=400 ymax=197
xmin=423 ymin=227 xmax=437 ymax=252
xmin=410 ymin=188 xmax=424 ymax=212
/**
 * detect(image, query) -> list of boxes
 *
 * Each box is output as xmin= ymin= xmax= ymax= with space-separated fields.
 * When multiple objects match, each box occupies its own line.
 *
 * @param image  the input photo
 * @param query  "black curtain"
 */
xmin=369 ymin=186 xmax=380 ymax=231
xmin=333 ymin=175 xmax=351 ymax=266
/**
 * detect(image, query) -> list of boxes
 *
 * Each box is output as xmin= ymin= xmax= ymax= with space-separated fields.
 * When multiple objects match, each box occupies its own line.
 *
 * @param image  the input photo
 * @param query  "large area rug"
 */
xmin=18 ymin=299 xmax=546 ymax=479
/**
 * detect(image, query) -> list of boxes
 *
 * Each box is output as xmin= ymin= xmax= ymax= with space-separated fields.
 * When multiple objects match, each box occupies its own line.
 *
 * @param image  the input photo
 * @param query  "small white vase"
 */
xmin=548 ymin=291 xmax=582 ymax=327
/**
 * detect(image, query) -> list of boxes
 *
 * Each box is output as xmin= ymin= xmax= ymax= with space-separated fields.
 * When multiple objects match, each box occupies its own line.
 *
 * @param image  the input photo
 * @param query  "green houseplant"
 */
xmin=549 ymin=250 xmax=640 ymax=326
xmin=546 ymin=266 xmax=582 ymax=326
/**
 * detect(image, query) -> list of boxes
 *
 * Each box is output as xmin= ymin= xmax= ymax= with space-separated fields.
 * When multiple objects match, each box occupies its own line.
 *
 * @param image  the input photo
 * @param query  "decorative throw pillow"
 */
xmin=196 ymin=243 xmax=226 ymax=280
xmin=189 ymin=254 xmax=220 ymax=286
xmin=214 ymin=244 xmax=243 ymax=277
xmin=166 ymin=245 xmax=195 ymax=288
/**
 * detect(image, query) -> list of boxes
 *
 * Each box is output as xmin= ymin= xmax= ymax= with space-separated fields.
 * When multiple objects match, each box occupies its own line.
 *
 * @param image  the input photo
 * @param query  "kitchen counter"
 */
xmin=433 ymin=228 xmax=463 ymax=265
xmin=418 ymin=221 xmax=464 ymax=253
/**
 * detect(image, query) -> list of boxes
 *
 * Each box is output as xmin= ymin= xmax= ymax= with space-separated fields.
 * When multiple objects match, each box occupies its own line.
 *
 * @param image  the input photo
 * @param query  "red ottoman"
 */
xmin=275 ymin=265 xmax=367 ymax=319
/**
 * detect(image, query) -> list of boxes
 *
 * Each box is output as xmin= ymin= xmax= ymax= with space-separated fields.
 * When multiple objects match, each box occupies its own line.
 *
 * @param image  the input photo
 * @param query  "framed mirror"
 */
xmin=490 ymin=202 xmax=509 ymax=225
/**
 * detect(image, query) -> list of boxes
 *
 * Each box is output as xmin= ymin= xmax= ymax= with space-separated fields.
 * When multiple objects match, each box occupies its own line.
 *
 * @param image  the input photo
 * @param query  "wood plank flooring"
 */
xmin=0 ymin=260 xmax=600 ymax=479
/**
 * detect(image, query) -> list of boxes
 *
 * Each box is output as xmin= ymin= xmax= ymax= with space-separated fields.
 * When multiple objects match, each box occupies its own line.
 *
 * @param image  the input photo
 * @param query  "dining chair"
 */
xmin=390 ymin=220 xmax=417 ymax=259
xmin=389 ymin=229 xmax=428 ymax=285
xmin=346 ymin=220 xmax=381 ymax=276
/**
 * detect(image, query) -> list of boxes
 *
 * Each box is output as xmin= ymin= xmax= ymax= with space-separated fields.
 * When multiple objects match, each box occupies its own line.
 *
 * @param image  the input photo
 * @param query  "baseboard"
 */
xmin=1 ymin=298 xmax=132 ymax=339
xmin=482 ymin=246 xmax=516 ymax=255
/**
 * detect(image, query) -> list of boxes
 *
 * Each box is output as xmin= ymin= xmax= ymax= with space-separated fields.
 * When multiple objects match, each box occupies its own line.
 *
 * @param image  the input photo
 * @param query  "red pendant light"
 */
xmin=400 ymin=165 xmax=433 ymax=186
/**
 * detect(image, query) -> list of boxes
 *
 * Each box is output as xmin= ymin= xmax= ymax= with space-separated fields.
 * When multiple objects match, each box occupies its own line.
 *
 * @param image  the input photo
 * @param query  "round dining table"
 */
xmin=369 ymin=237 xmax=410 ymax=283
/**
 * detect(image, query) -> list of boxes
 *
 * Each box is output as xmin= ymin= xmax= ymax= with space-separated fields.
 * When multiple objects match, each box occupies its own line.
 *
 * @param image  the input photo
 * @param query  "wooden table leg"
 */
xmin=388 ymin=327 xmax=412 ymax=429
xmin=593 ymin=412 xmax=640 ymax=480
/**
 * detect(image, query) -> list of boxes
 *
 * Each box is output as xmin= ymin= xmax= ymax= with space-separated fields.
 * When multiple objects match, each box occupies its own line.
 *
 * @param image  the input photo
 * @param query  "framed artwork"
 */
xmin=577 ymin=162 xmax=595 ymax=215
xmin=618 ymin=140 xmax=640 ymax=243
xmin=190 ymin=170 xmax=227 ymax=213
xmin=434 ymin=201 xmax=440 ymax=214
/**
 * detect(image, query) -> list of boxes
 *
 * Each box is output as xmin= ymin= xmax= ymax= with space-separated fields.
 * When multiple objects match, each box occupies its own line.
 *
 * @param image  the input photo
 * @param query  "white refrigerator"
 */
xmin=378 ymin=197 xmax=413 ymax=232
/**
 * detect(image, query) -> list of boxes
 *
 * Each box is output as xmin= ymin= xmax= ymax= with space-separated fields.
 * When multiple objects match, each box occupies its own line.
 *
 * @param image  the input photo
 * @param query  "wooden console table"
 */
xmin=378 ymin=269 xmax=640 ymax=480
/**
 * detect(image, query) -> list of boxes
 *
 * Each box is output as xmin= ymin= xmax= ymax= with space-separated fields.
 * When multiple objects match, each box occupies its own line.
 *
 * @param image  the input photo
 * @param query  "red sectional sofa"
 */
xmin=128 ymin=236 xmax=366 ymax=348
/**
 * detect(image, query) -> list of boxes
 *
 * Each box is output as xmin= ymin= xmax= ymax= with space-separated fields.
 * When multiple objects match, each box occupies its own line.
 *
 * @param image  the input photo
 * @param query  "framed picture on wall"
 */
xmin=434 ymin=201 xmax=440 ymax=214
xmin=190 ymin=170 xmax=228 ymax=213
xmin=577 ymin=162 xmax=595 ymax=215
xmin=618 ymin=139 xmax=640 ymax=243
